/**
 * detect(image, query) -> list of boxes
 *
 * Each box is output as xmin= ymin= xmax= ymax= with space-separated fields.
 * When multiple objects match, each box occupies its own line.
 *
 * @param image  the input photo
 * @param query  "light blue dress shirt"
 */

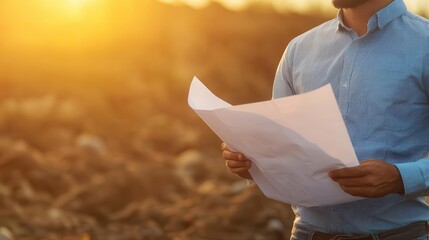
xmin=273 ymin=0 xmax=429 ymax=234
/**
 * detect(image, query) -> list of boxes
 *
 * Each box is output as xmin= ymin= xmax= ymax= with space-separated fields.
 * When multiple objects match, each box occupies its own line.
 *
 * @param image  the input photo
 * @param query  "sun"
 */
xmin=65 ymin=0 xmax=95 ymax=16
xmin=67 ymin=0 xmax=92 ymax=9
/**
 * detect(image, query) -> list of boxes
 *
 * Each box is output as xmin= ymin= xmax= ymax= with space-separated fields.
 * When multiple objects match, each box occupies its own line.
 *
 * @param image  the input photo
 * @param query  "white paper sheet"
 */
xmin=188 ymin=76 xmax=363 ymax=207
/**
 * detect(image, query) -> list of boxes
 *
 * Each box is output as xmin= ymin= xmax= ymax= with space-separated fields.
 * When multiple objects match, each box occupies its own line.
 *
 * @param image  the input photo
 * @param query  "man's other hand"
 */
xmin=221 ymin=143 xmax=253 ymax=180
xmin=329 ymin=159 xmax=405 ymax=198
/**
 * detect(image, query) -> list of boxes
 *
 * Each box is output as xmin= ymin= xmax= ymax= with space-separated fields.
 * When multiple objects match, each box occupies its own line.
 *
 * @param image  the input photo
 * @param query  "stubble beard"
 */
xmin=331 ymin=0 xmax=372 ymax=8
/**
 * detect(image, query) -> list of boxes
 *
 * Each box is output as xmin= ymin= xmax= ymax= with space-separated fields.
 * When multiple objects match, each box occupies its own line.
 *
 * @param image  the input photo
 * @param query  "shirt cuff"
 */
xmin=394 ymin=161 xmax=426 ymax=195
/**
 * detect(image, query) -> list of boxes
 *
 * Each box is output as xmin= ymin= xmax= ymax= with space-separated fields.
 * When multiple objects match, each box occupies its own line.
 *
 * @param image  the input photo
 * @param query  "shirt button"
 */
xmin=342 ymin=83 xmax=348 ymax=88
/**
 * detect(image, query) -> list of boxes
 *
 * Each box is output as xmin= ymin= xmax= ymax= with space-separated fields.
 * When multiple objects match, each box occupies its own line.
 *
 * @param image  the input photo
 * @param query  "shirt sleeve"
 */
xmin=394 ymin=51 xmax=429 ymax=197
xmin=272 ymin=39 xmax=297 ymax=99
xmin=395 ymin=157 xmax=429 ymax=196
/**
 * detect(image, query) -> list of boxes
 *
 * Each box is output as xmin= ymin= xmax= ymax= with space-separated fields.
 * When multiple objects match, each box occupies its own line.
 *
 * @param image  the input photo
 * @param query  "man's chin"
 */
xmin=332 ymin=0 xmax=371 ymax=9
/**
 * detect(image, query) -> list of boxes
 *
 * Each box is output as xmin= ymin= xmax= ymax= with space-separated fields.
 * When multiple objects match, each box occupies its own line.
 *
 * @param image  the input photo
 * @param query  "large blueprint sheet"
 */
xmin=188 ymin=77 xmax=362 ymax=207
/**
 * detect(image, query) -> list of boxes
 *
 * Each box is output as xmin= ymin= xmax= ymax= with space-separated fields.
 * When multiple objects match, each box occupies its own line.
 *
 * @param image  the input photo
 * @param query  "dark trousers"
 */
xmin=290 ymin=221 xmax=428 ymax=240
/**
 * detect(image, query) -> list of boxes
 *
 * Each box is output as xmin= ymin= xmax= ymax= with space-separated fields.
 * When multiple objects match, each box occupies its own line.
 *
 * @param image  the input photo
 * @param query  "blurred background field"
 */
xmin=0 ymin=0 xmax=426 ymax=239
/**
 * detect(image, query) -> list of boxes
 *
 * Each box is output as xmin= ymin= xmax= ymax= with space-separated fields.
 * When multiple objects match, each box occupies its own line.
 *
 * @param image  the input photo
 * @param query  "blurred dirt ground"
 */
xmin=0 ymin=135 xmax=295 ymax=239
xmin=0 ymin=1 xmax=327 ymax=239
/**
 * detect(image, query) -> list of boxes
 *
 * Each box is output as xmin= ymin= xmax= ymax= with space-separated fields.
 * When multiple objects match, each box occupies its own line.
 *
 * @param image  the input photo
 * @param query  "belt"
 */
xmin=311 ymin=221 xmax=428 ymax=240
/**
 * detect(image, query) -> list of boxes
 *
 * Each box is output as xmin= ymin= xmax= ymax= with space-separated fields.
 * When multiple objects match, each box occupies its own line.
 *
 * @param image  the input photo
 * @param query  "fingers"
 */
xmin=334 ymin=176 xmax=377 ymax=187
xmin=338 ymin=184 xmax=385 ymax=198
xmin=330 ymin=159 xmax=405 ymax=197
xmin=221 ymin=143 xmax=253 ymax=179
xmin=332 ymin=174 xmax=380 ymax=197
xmin=329 ymin=166 xmax=367 ymax=180
xmin=226 ymin=159 xmax=251 ymax=169
xmin=229 ymin=166 xmax=252 ymax=174
xmin=221 ymin=143 xmax=247 ymax=162
xmin=225 ymin=159 xmax=252 ymax=179
xmin=222 ymin=150 xmax=246 ymax=161
xmin=227 ymin=161 xmax=253 ymax=180
xmin=330 ymin=164 xmax=375 ymax=188
xmin=330 ymin=160 xmax=394 ymax=180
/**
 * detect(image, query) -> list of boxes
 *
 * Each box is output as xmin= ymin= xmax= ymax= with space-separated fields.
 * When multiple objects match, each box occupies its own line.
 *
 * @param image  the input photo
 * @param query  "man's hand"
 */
xmin=329 ymin=159 xmax=405 ymax=198
xmin=221 ymin=143 xmax=253 ymax=180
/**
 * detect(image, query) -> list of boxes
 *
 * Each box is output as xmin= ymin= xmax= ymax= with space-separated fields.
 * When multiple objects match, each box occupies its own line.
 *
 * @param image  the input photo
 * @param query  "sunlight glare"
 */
xmin=41 ymin=0 xmax=97 ymax=18
xmin=66 ymin=0 xmax=95 ymax=17
xmin=67 ymin=0 xmax=92 ymax=9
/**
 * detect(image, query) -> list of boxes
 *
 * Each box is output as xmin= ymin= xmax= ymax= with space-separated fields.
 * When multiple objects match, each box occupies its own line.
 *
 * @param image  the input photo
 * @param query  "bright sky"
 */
xmin=160 ymin=0 xmax=429 ymax=14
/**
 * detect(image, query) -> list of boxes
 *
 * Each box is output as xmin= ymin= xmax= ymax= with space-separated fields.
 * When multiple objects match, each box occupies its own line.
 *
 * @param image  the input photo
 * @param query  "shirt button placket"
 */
xmin=339 ymin=40 xmax=358 ymax=116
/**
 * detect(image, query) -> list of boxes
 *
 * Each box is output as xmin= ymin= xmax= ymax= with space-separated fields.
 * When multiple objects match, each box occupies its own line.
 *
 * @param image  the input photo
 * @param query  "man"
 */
xmin=221 ymin=0 xmax=429 ymax=239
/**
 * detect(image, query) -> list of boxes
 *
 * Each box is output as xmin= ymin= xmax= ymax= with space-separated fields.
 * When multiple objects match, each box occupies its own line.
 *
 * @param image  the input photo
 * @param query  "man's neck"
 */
xmin=342 ymin=0 xmax=393 ymax=36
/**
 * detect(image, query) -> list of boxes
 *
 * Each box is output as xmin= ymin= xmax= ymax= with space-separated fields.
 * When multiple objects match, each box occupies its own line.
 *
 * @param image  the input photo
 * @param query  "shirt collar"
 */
xmin=336 ymin=0 xmax=407 ymax=33
xmin=336 ymin=10 xmax=349 ymax=32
